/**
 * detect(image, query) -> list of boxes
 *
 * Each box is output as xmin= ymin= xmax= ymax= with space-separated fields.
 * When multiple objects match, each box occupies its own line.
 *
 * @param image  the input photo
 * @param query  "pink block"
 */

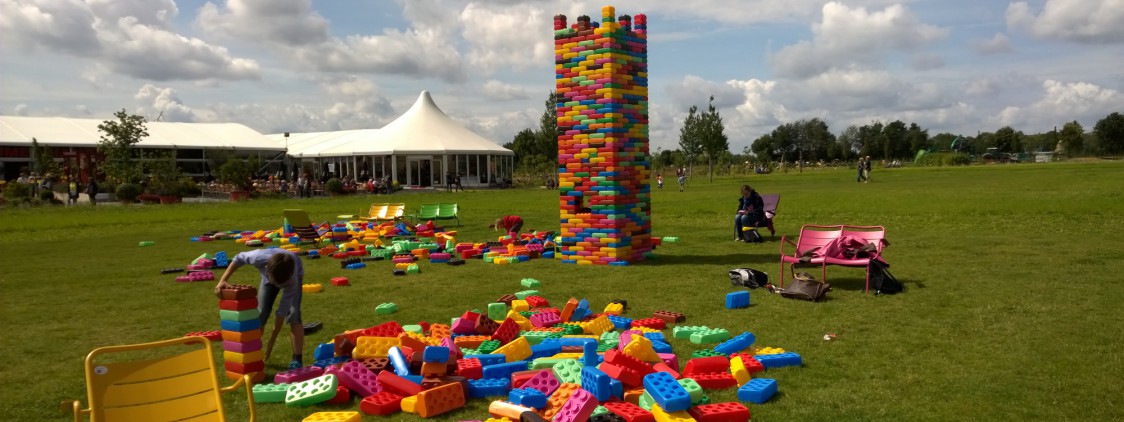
xmin=530 ymin=312 xmax=561 ymax=328
xmin=657 ymin=353 xmax=679 ymax=370
xmin=451 ymin=317 xmax=476 ymax=335
xmin=222 ymin=339 xmax=262 ymax=353
xmin=274 ymin=365 xmax=324 ymax=384
xmin=553 ymin=389 xmax=597 ymax=422
xmin=440 ymin=337 xmax=461 ymax=360
xmin=338 ymin=360 xmax=382 ymax=398
xmin=522 ymin=369 xmax=560 ymax=396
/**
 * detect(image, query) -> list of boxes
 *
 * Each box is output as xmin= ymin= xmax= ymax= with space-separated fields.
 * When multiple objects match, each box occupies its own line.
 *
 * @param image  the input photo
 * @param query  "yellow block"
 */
xmin=651 ymin=403 xmax=697 ymax=422
xmin=302 ymin=412 xmax=361 ymax=422
xmin=223 ymin=349 xmax=263 ymax=364
xmin=623 ymin=336 xmax=661 ymax=363
xmin=731 ymin=356 xmax=751 ymax=386
xmin=492 ymin=336 xmax=532 ymax=362
xmin=584 ymin=315 xmax=614 ymax=336
xmin=511 ymin=300 xmax=530 ymax=312
xmin=352 ymin=336 xmax=401 ymax=359
xmin=603 ymin=303 xmax=624 ymax=315
xmin=400 ymin=395 xmax=417 ymax=413
xmin=301 ymin=284 xmax=323 ymax=293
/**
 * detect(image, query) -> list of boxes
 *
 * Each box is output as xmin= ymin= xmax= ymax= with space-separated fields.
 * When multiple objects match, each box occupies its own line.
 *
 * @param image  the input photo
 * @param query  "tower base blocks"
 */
xmin=555 ymin=6 xmax=652 ymax=265
xmin=219 ymin=285 xmax=265 ymax=383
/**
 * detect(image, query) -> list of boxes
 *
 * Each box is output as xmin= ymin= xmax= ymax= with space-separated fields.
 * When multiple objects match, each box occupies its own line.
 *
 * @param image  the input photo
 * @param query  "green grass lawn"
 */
xmin=2 ymin=161 xmax=1122 ymax=421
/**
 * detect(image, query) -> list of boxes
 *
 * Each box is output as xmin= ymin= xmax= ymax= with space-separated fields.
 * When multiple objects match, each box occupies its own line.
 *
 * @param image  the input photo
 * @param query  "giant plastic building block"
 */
xmin=713 ymin=332 xmax=755 ymax=355
xmin=510 ymin=388 xmax=549 ymax=409
xmin=603 ymin=401 xmax=654 ymax=422
xmin=725 ymin=291 xmax=750 ymax=309
xmin=467 ymin=378 xmax=511 ymax=398
xmin=252 ymin=383 xmax=290 ymax=403
xmin=521 ymin=367 xmax=562 ymax=396
xmin=649 ymin=403 xmax=694 ymax=422
xmin=641 ymin=371 xmax=691 ymax=413
xmin=337 ymin=360 xmax=382 ymax=398
xmin=415 ymin=382 xmax=466 ymax=418
xmin=755 ymin=352 xmax=802 ymax=369
xmin=553 ymin=388 xmax=598 ymax=422
xmin=285 ymin=374 xmax=339 ymax=407
xmin=688 ymin=402 xmax=749 ymax=422
xmin=737 ymin=378 xmax=777 ymax=404
xmin=580 ymin=365 xmax=614 ymax=402
xmin=360 ymin=391 xmax=404 ymax=415
xmin=274 ymin=365 xmax=324 ymax=384
xmin=301 ymin=411 xmax=361 ymax=422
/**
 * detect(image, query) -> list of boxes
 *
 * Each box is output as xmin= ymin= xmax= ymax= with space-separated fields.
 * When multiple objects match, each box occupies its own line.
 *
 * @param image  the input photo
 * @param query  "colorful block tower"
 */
xmin=554 ymin=6 xmax=652 ymax=265
xmin=219 ymin=285 xmax=266 ymax=383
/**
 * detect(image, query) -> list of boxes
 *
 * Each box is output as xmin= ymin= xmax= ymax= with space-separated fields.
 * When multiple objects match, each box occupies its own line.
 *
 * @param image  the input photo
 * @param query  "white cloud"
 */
xmin=134 ymin=84 xmax=198 ymax=122
xmin=460 ymin=3 xmax=554 ymax=73
xmin=910 ymin=53 xmax=945 ymax=71
xmin=1007 ymin=0 xmax=1124 ymax=43
xmin=993 ymin=80 xmax=1124 ymax=130
xmin=973 ymin=33 xmax=1014 ymax=55
xmin=771 ymin=2 xmax=949 ymax=78
xmin=0 ymin=0 xmax=260 ymax=82
xmin=14 ymin=104 xmax=29 ymax=116
xmin=481 ymin=80 xmax=533 ymax=101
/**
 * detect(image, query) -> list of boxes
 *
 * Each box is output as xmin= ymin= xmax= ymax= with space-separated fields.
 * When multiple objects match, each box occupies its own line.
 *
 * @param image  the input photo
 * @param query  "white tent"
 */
xmin=0 ymin=116 xmax=282 ymax=150
xmin=271 ymin=91 xmax=513 ymax=188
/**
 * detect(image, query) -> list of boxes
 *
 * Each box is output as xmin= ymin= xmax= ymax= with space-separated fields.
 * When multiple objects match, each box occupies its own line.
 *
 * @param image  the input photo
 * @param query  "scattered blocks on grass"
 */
xmin=726 ymin=291 xmax=750 ymax=309
xmin=737 ymin=378 xmax=777 ymax=404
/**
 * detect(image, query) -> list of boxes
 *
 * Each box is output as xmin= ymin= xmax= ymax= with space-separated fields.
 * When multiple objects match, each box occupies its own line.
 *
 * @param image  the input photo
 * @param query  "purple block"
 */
xmin=530 ymin=312 xmax=561 ymax=328
xmin=337 ymin=360 xmax=382 ymax=397
xmin=222 ymin=339 xmax=262 ymax=354
xmin=553 ymin=388 xmax=597 ymax=422
xmin=273 ymin=365 xmax=324 ymax=384
xmin=521 ymin=369 xmax=560 ymax=396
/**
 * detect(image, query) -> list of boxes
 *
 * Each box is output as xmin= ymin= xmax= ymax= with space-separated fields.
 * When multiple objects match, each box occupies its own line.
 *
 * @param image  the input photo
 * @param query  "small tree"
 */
xmin=1058 ymin=121 xmax=1084 ymax=156
xmin=146 ymin=151 xmax=185 ymax=196
xmin=217 ymin=158 xmax=256 ymax=190
xmin=97 ymin=110 xmax=148 ymax=184
xmin=678 ymin=105 xmax=704 ymax=178
xmin=31 ymin=138 xmax=62 ymax=179
xmin=1093 ymin=112 xmax=1124 ymax=155
xmin=697 ymin=96 xmax=729 ymax=182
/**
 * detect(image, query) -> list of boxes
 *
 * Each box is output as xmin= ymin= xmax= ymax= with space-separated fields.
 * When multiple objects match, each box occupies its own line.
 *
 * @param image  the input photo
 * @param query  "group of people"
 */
xmin=857 ymin=156 xmax=873 ymax=183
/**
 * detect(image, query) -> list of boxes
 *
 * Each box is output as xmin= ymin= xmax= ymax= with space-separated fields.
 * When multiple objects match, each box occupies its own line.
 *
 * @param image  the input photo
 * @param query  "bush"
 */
xmin=325 ymin=178 xmax=345 ymax=195
xmin=3 ymin=182 xmax=30 ymax=203
xmin=38 ymin=190 xmax=55 ymax=201
xmin=115 ymin=183 xmax=143 ymax=202
xmin=916 ymin=152 xmax=971 ymax=166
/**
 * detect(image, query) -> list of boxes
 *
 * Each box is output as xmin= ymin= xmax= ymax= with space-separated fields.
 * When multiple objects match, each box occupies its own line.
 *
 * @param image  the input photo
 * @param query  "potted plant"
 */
xmin=115 ymin=182 xmax=142 ymax=203
xmin=325 ymin=178 xmax=345 ymax=196
xmin=147 ymin=151 xmax=184 ymax=204
xmin=217 ymin=158 xmax=255 ymax=201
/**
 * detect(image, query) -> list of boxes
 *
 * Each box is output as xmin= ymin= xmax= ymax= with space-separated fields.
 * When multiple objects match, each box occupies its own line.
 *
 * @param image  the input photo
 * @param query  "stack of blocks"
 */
xmin=219 ymin=285 xmax=265 ymax=383
xmin=554 ymin=6 xmax=652 ymax=265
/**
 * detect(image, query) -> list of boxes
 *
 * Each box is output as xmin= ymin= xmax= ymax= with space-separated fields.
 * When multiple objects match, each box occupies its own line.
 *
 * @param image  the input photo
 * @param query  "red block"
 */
xmin=687 ymin=402 xmax=750 ymax=422
xmin=377 ymin=369 xmax=423 ymax=396
xmin=683 ymin=357 xmax=730 ymax=375
xmin=600 ymin=363 xmax=644 ymax=388
xmin=325 ymin=385 xmax=351 ymax=405
xmin=219 ymin=299 xmax=258 ymax=311
xmin=652 ymin=362 xmax=680 ymax=380
xmin=491 ymin=318 xmax=520 ymax=344
xmin=603 ymin=401 xmax=655 ymax=422
xmin=604 ymin=349 xmax=655 ymax=376
xmin=360 ymin=391 xmax=404 ymax=415
xmin=629 ymin=318 xmax=666 ymax=330
xmin=525 ymin=296 xmax=550 ymax=308
xmin=729 ymin=353 xmax=765 ymax=375
xmin=689 ymin=372 xmax=738 ymax=390
xmin=184 ymin=330 xmax=222 ymax=341
xmin=456 ymin=358 xmax=483 ymax=380
xmin=224 ymin=360 xmax=264 ymax=374
xmin=330 ymin=277 xmax=349 ymax=286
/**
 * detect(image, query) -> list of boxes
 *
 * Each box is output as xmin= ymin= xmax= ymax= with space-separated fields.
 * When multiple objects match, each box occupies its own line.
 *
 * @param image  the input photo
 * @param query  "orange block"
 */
xmin=453 ymin=335 xmax=491 ymax=349
xmin=225 ymin=370 xmax=265 ymax=383
xmin=541 ymin=382 xmax=580 ymax=420
xmin=559 ymin=298 xmax=580 ymax=323
xmin=221 ymin=329 xmax=262 ymax=343
xmin=415 ymin=382 xmax=465 ymax=418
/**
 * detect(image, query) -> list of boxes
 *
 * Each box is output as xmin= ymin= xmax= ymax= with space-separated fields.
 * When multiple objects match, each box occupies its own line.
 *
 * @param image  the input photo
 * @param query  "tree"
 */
xmin=857 ymin=122 xmax=884 ymax=159
xmin=751 ymin=133 xmax=776 ymax=162
xmin=697 ymin=96 xmax=729 ymax=182
xmin=882 ymin=120 xmax=908 ymax=159
xmin=678 ymin=105 xmax=704 ymax=175
xmin=994 ymin=126 xmax=1023 ymax=153
xmin=1093 ymin=112 xmax=1124 ymax=155
xmin=1059 ymin=121 xmax=1084 ymax=156
xmin=505 ymin=128 xmax=539 ymax=167
xmin=97 ymin=109 xmax=148 ymax=184
xmin=905 ymin=123 xmax=930 ymax=157
xmin=31 ymin=138 xmax=62 ymax=179
xmin=536 ymin=91 xmax=559 ymax=162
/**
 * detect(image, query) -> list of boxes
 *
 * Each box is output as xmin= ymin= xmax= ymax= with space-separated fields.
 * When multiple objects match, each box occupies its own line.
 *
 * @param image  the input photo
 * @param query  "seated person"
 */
xmin=734 ymin=184 xmax=766 ymax=241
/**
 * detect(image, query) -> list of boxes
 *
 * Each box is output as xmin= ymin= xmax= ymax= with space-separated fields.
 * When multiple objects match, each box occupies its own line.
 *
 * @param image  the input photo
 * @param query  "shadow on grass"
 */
xmin=644 ymin=251 xmax=777 ymax=267
xmin=823 ymin=276 xmax=925 ymax=292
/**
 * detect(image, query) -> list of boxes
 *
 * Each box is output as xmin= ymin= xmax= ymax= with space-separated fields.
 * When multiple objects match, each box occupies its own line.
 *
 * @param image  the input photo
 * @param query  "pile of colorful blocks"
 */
xmin=218 ymin=285 xmax=265 ymax=383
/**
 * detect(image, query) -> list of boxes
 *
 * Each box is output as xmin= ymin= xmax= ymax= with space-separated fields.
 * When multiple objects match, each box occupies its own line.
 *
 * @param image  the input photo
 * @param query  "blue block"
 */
xmin=466 ymin=354 xmax=506 ymax=367
xmin=509 ymin=388 xmax=548 ymax=408
xmin=607 ymin=315 xmax=633 ymax=331
xmin=582 ymin=342 xmax=600 ymax=367
xmin=737 ymin=378 xmax=777 ymax=404
xmin=345 ymin=262 xmax=365 ymax=269
xmin=756 ymin=352 xmax=802 ymax=369
xmin=580 ymin=366 xmax=613 ymax=402
xmin=388 ymin=346 xmax=411 ymax=376
xmin=483 ymin=361 xmax=529 ymax=379
xmin=312 ymin=356 xmax=350 ymax=369
xmin=220 ymin=318 xmax=260 ymax=332
xmin=570 ymin=307 xmax=592 ymax=321
xmin=307 ymin=250 xmax=319 ymax=257
xmin=403 ymin=374 xmax=424 ymax=385
xmin=609 ymin=378 xmax=623 ymax=400
xmin=313 ymin=343 xmax=335 ymax=361
xmin=651 ymin=340 xmax=673 ymax=354
xmin=467 ymin=378 xmax=511 ymax=398
xmin=422 ymin=346 xmax=450 ymax=363
xmin=642 ymin=371 xmax=691 ymax=412
xmin=530 ymin=343 xmax=562 ymax=360
xmin=726 ymin=291 xmax=750 ymax=309
xmin=642 ymin=332 xmax=667 ymax=343
xmin=713 ymin=332 xmax=756 ymax=356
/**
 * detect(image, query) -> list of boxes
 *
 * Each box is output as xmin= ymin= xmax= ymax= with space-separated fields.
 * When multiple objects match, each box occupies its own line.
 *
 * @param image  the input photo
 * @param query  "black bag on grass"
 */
xmin=869 ymin=260 xmax=903 ymax=295
xmin=729 ymin=268 xmax=768 ymax=288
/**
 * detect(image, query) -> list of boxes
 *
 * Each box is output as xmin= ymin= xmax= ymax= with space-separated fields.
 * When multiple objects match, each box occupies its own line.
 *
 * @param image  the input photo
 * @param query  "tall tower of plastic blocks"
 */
xmin=554 ymin=6 xmax=651 ymax=265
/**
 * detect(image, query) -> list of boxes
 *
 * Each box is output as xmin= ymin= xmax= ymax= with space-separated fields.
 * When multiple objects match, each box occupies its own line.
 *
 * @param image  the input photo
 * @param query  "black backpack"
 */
xmin=869 ymin=260 xmax=903 ymax=295
xmin=729 ymin=268 xmax=768 ymax=288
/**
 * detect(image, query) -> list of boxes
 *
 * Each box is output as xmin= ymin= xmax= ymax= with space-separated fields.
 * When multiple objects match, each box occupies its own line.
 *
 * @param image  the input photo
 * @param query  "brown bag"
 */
xmin=781 ymin=272 xmax=831 ymax=302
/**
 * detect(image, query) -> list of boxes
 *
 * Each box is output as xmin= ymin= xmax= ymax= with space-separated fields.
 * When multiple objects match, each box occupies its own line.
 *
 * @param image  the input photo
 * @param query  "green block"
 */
xmin=698 ymin=394 xmax=711 ymax=405
xmin=691 ymin=349 xmax=724 ymax=358
xmin=531 ymin=358 xmax=569 ymax=369
xmin=402 ymin=324 xmax=423 ymax=334
xmin=673 ymin=325 xmax=711 ymax=339
xmin=477 ymin=340 xmax=501 ymax=354
xmin=284 ymin=374 xmax=338 ymax=407
xmin=375 ymin=303 xmax=398 ymax=315
xmin=219 ymin=308 xmax=260 ymax=322
xmin=191 ymin=253 xmax=210 ymax=264
xmin=252 ymin=383 xmax=290 ymax=403
xmin=520 ymin=278 xmax=541 ymax=289
xmin=519 ymin=311 xmax=535 ymax=318
xmin=592 ymin=405 xmax=609 ymax=417
xmin=557 ymin=324 xmax=584 ymax=335
xmin=552 ymin=359 xmax=583 ymax=384
xmin=488 ymin=303 xmax=508 ymax=321
xmin=514 ymin=290 xmax=539 ymax=300
xmin=406 ymin=264 xmax=420 ymax=274
xmin=662 ymin=237 xmax=680 ymax=243
xmin=678 ymin=378 xmax=705 ymax=404
xmin=638 ymin=391 xmax=655 ymax=410
xmin=690 ymin=328 xmax=731 ymax=344
xmin=596 ymin=342 xmax=616 ymax=353
xmin=460 ymin=348 xmax=477 ymax=356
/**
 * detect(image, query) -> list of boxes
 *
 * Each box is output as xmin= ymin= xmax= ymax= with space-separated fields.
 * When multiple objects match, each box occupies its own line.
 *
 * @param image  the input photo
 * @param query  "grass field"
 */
xmin=1 ymin=161 xmax=1122 ymax=421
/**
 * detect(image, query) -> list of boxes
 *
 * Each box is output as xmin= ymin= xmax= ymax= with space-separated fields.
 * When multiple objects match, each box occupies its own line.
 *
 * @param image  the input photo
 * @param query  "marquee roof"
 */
xmin=0 ymin=115 xmax=283 ymax=150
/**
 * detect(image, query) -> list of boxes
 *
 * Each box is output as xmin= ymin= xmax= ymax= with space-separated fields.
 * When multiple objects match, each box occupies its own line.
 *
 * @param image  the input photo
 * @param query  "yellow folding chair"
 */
xmin=360 ymin=203 xmax=390 ymax=222
xmin=284 ymin=209 xmax=328 ymax=248
xmin=67 ymin=336 xmax=256 ymax=421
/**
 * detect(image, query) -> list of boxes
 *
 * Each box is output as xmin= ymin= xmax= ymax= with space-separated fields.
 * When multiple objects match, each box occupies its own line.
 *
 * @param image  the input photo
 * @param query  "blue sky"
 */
xmin=2 ymin=0 xmax=1122 ymax=153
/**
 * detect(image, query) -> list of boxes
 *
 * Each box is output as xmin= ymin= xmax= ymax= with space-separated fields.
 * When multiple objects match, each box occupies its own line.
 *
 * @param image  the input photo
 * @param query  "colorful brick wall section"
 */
xmin=555 ymin=6 xmax=652 ymax=266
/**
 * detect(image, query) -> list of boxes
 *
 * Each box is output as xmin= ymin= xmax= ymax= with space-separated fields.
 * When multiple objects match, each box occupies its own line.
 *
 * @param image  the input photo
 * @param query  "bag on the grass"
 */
xmin=729 ymin=268 xmax=768 ymax=288
xmin=868 ymin=259 xmax=903 ymax=295
xmin=781 ymin=272 xmax=831 ymax=302
xmin=743 ymin=229 xmax=764 ymax=243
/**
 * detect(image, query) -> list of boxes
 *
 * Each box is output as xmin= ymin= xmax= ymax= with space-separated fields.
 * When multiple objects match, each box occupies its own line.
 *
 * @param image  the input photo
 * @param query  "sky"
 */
xmin=2 ymin=0 xmax=1123 ymax=153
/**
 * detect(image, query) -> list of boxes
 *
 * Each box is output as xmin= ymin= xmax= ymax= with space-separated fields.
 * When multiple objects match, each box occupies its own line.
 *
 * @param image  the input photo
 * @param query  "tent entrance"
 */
xmin=407 ymin=158 xmax=434 ymax=187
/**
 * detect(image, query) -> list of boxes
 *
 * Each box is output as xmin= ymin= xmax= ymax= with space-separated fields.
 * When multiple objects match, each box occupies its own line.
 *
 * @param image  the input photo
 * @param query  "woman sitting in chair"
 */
xmin=734 ymin=184 xmax=765 ymax=241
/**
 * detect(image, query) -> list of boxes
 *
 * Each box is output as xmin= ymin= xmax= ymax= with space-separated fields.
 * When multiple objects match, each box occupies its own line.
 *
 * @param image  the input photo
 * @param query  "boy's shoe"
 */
xmin=288 ymin=360 xmax=302 ymax=370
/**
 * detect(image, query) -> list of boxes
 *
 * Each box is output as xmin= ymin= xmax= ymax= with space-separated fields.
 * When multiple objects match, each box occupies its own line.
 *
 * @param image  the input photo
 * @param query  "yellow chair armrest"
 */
xmin=63 ymin=400 xmax=86 ymax=422
xmin=218 ymin=374 xmax=257 ymax=421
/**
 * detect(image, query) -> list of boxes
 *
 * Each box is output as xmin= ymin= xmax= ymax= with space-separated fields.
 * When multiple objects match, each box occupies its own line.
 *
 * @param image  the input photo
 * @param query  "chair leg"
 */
xmin=779 ymin=261 xmax=785 ymax=288
xmin=864 ymin=265 xmax=871 ymax=294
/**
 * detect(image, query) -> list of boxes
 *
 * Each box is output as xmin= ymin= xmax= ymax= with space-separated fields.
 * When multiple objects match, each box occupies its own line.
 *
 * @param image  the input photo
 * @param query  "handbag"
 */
xmin=781 ymin=272 xmax=831 ymax=302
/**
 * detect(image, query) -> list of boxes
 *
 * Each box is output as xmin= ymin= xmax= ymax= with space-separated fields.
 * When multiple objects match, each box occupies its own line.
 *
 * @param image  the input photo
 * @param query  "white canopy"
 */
xmin=275 ymin=91 xmax=512 ymax=157
xmin=0 ymin=115 xmax=283 ymax=150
